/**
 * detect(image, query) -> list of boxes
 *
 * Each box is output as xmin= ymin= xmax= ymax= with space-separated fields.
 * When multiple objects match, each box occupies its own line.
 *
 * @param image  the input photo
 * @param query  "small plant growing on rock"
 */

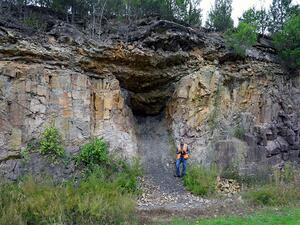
xmin=233 ymin=124 xmax=245 ymax=139
xmin=39 ymin=126 xmax=65 ymax=158
xmin=77 ymin=138 xmax=109 ymax=166
xmin=20 ymin=147 xmax=30 ymax=162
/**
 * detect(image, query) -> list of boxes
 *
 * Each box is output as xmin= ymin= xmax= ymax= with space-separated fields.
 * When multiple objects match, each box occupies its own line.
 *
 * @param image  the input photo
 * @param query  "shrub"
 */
xmin=273 ymin=14 xmax=300 ymax=70
xmin=77 ymin=138 xmax=109 ymax=166
xmin=244 ymin=183 xmax=300 ymax=206
xmin=39 ymin=126 xmax=65 ymax=158
xmin=183 ymin=164 xmax=218 ymax=196
xmin=225 ymin=22 xmax=257 ymax=57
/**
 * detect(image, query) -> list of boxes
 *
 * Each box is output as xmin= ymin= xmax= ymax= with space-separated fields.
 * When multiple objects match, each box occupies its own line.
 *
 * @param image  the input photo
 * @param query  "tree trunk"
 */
xmin=92 ymin=4 xmax=95 ymax=38
xmin=71 ymin=0 xmax=75 ymax=24
xmin=99 ymin=0 xmax=107 ymax=39
xmin=188 ymin=0 xmax=192 ymax=25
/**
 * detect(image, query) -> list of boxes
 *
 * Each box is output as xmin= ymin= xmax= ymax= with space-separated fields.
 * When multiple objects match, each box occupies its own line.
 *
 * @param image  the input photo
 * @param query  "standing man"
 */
xmin=175 ymin=139 xmax=189 ymax=177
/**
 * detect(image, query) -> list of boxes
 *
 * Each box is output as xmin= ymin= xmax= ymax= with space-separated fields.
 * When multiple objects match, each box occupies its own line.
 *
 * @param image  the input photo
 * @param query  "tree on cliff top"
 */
xmin=205 ymin=0 xmax=234 ymax=32
xmin=268 ymin=0 xmax=299 ymax=34
xmin=224 ymin=22 xmax=257 ymax=57
xmin=239 ymin=7 xmax=269 ymax=35
xmin=1 ymin=0 xmax=203 ymax=38
xmin=273 ymin=14 xmax=300 ymax=70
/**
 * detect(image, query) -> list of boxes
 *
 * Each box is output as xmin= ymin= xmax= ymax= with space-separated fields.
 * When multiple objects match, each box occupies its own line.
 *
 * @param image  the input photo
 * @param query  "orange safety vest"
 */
xmin=176 ymin=143 xmax=189 ymax=159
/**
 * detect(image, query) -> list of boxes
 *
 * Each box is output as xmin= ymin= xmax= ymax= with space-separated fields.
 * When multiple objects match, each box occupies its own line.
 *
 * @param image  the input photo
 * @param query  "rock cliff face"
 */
xmin=0 ymin=19 xmax=299 ymax=179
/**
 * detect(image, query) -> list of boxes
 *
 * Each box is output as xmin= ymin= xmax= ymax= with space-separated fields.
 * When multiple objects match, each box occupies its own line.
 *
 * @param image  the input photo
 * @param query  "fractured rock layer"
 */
xmin=0 ymin=19 xmax=299 ymax=179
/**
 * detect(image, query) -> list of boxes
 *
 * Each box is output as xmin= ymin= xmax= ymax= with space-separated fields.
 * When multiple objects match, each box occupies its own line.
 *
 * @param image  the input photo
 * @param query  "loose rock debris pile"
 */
xmin=216 ymin=176 xmax=241 ymax=195
xmin=137 ymin=176 xmax=214 ymax=210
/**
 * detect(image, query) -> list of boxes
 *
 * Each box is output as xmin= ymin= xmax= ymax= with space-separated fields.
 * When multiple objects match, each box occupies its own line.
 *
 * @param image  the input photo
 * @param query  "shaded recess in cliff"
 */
xmin=80 ymin=20 xmax=205 ymax=116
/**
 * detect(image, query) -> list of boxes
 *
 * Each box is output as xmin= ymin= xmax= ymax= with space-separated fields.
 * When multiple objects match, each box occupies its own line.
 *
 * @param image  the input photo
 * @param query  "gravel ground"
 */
xmin=136 ymin=114 xmax=185 ymax=194
xmin=135 ymin=115 xmax=253 ymax=224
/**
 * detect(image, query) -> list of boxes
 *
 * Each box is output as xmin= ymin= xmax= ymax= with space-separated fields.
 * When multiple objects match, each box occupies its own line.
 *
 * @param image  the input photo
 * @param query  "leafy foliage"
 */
xmin=76 ymin=138 xmax=109 ymax=166
xmin=239 ymin=7 xmax=269 ymax=35
xmin=183 ymin=164 xmax=217 ymax=196
xmin=39 ymin=126 xmax=65 ymax=158
xmin=224 ymin=22 xmax=257 ymax=57
xmin=273 ymin=14 xmax=300 ymax=70
xmin=205 ymin=0 xmax=234 ymax=32
xmin=5 ymin=0 xmax=202 ymax=36
xmin=268 ymin=0 xmax=299 ymax=34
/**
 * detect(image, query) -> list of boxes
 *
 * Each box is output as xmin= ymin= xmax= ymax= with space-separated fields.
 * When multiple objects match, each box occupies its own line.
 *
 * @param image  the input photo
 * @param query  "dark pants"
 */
xmin=176 ymin=157 xmax=187 ymax=177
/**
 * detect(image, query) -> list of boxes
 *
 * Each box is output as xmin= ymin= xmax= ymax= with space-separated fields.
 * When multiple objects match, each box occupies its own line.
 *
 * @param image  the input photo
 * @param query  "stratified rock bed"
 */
xmin=0 ymin=17 xmax=299 ymax=182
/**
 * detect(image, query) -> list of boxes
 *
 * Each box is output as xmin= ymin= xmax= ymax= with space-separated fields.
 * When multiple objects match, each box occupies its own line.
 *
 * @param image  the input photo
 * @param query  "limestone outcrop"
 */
xmin=0 ymin=19 xmax=299 ymax=180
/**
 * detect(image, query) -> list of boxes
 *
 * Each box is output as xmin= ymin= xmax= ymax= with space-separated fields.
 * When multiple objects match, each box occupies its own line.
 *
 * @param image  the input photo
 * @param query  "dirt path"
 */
xmin=135 ymin=115 xmax=253 ymax=224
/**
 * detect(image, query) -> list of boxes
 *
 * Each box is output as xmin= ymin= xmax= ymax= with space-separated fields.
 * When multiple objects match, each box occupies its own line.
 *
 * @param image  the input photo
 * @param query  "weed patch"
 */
xmin=0 ymin=165 xmax=140 ymax=224
xmin=183 ymin=164 xmax=217 ymax=196
xmin=244 ymin=183 xmax=300 ymax=206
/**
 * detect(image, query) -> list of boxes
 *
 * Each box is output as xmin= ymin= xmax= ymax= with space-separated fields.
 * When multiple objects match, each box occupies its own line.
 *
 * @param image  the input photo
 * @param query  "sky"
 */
xmin=200 ymin=0 xmax=300 ymax=26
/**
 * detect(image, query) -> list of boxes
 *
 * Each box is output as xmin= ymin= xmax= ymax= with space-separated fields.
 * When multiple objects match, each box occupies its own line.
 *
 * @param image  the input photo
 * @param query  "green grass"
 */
xmin=0 ymin=158 xmax=142 ymax=225
xmin=183 ymin=165 xmax=218 ymax=196
xmin=170 ymin=208 xmax=300 ymax=225
xmin=243 ymin=183 xmax=300 ymax=207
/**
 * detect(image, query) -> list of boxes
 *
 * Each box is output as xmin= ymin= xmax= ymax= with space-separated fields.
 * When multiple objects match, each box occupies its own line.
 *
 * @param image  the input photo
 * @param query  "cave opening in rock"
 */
xmin=117 ymin=77 xmax=176 ymax=117
xmin=116 ymin=75 xmax=185 ymax=191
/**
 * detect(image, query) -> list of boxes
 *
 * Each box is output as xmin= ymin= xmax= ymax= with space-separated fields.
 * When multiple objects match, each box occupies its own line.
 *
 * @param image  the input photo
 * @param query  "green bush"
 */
xmin=39 ymin=126 xmax=65 ymax=158
xmin=244 ymin=183 xmax=300 ymax=206
xmin=183 ymin=164 xmax=218 ymax=196
xmin=77 ymin=138 xmax=109 ymax=166
xmin=273 ymin=14 xmax=300 ymax=70
xmin=225 ymin=22 xmax=257 ymax=57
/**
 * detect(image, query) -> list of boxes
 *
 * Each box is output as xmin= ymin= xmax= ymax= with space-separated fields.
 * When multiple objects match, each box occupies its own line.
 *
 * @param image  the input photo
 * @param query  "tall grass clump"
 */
xmin=243 ymin=165 xmax=300 ymax=206
xmin=0 ymin=137 xmax=142 ymax=224
xmin=244 ymin=184 xmax=300 ymax=206
xmin=183 ymin=164 xmax=218 ymax=196
xmin=0 ymin=173 xmax=138 ymax=224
